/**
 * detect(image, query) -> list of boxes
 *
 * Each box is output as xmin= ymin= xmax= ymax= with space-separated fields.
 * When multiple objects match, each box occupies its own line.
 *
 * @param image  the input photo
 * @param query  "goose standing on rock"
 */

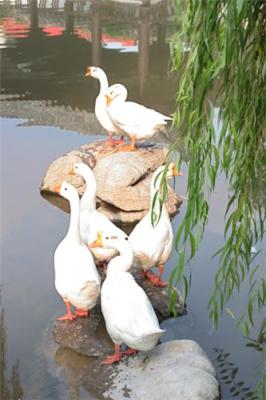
xmin=69 ymin=162 xmax=127 ymax=264
xmin=53 ymin=181 xmax=101 ymax=321
xmin=129 ymin=163 xmax=182 ymax=287
xmin=105 ymin=83 xmax=172 ymax=151
xmin=85 ymin=66 xmax=125 ymax=146
xmin=90 ymin=233 xmax=165 ymax=365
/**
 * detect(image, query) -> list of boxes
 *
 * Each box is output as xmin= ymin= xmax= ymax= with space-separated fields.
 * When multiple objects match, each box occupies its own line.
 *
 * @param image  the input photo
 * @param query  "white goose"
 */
xmin=90 ymin=233 xmax=165 ymax=364
xmin=69 ymin=162 xmax=127 ymax=264
xmin=53 ymin=181 xmax=101 ymax=321
xmin=129 ymin=163 xmax=182 ymax=286
xmin=105 ymin=83 xmax=172 ymax=151
xmin=85 ymin=66 xmax=125 ymax=145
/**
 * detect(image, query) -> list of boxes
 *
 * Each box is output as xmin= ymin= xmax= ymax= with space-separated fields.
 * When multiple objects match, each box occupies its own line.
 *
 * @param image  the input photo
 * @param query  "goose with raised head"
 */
xmin=105 ymin=83 xmax=172 ymax=151
xmin=90 ymin=233 xmax=165 ymax=364
xmin=69 ymin=162 xmax=127 ymax=264
xmin=85 ymin=66 xmax=125 ymax=146
xmin=129 ymin=163 xmax=182 ymax=287
xmin=53 ymin=181 xmax=101 ymax=321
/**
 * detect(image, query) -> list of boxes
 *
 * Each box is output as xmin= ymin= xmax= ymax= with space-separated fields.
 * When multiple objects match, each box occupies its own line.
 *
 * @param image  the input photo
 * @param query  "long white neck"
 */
xmin=80 ymin=169 xmax=97 ymax=212
xmin=66 ymin=193 xmax=80 ymax=241
xmin=97 ymin=72 xmax=109 ymax=96
xmin=106 ymin=242 xmax=134 ymax=276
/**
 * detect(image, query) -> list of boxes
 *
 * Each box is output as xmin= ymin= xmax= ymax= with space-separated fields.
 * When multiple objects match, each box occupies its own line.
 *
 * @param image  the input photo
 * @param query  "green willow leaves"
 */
xmin=169 ymin=0 xmax=266 ymax=339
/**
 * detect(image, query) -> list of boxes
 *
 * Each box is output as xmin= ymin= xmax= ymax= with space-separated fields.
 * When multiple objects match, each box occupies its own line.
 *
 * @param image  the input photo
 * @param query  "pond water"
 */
xmin=0 ymin=1 xmax=265 ymax=399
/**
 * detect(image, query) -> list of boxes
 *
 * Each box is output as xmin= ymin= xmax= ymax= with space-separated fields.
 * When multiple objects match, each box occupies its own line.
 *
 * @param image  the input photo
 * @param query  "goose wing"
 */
xmin=104 ymin=273 xmax=162 ymax=338
xmin=110 ymin=101 xmax=171 ymax=130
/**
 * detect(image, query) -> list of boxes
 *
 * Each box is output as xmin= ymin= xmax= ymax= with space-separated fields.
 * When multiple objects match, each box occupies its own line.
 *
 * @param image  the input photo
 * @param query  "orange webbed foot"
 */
xmin=143 ymin=271 xmax=168 ymax=287
xmin=105 ymin=134 xmax=125 ymax=147
xmin=118 ymin=144 xmax=136 ymax=152
xmin=57 ymin=301 xmax=76 ymax=321
xmin=102 ymin=344 xmax=122 ymax=365
xmin=110 ymin=137 xmax=124 ymax=145
xmin=101 ymin=354 xmax=122 ymax=365
xmin=57 ymin=313 xmax=76 ymax=321
xmin=118 ymin=136 xmax=136 ymax=152
xmin=75 ymin=309 xmax=90 ymax=318
xmin=123 ymin=347 xmax=138 ymax=356
xmin=155 ymin=278 xmax=168 ymax=287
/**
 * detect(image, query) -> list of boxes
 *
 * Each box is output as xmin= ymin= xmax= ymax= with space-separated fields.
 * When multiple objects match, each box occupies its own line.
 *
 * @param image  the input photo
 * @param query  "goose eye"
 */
xmin=125 ymin=237 xmax=128 ymax=240
xmin=105 ymin=236 xmax=109 ymax=240
xmin=64 ymin=188 xmax=67 ymax=191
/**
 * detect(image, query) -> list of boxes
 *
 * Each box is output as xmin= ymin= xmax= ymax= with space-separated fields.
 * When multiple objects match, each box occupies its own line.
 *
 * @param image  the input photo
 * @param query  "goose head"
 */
xmin=151 ymin=163 xmax=182 ymax=196
xmin=166 ymin=162 xmax=182 ymax=178
xmin=90 ymin=232 xmax=133 ymax=273
xmin=54 ymin=181 xmax=78 ymax=202
xmin=69 ymin=162 xmax=93 ymax=180
xmin=155 ymin=163 xmax=182 ymax=181
xmin=85 ymin=66 xmax=106 ymax=80
xmin=89 ymin=232 xmax=129 ymax=252
xmin=105 ymin=84 xmax=128 ymax=107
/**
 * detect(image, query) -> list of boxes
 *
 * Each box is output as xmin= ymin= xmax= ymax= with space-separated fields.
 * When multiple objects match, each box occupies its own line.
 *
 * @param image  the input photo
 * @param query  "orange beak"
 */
xmin=172 ymin=164 xmax=182 ymax=177
xmin=89 ymin=232 xmax=103 ymax=248
xmin=54 ymin=184 xmax=61 ymax=194
xmin=85 ymin=66 xmax=92 ymax=77
xmin=105 ymin=94 xmax=112 ymax=106
xmin=68 ymin=168 xmax=75 ymax=176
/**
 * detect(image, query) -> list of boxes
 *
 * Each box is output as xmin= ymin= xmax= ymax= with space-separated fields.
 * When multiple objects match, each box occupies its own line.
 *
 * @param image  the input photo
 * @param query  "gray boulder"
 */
xmin=104 ymin=340 xmax=220 ymax=400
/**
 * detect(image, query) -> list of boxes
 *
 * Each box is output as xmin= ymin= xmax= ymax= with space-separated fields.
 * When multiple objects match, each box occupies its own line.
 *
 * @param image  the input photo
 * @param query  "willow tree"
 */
xmin=168 ymin=0 xmax=266 ymax=340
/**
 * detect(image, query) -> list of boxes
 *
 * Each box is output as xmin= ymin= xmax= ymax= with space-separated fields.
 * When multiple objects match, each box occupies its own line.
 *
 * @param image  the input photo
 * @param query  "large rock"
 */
xmin=53 ymin=340 xmax=219 ymax=400
xmin=40 ymin=141 xmax=182 ymax=225
xmin=103 ymin=340 xmax=220 ymax=400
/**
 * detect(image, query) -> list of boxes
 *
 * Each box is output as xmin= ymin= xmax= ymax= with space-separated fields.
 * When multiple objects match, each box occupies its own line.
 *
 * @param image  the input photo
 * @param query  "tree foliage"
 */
xmin=169 ymin=0 xmax=266 ymax=337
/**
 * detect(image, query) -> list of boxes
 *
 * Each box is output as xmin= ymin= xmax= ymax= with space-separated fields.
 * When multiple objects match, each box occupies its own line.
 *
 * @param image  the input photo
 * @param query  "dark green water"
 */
xmin=1 ymin=1 xmax=265 ymax=399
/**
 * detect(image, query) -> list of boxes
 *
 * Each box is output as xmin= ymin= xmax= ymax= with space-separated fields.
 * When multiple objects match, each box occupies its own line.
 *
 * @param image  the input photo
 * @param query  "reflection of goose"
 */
xmin=129 ymin=163 xmax=182 ymax=286
xmin=90 ymin=234 xmax=165 ymax=364
xmin=85 ymin=66 xmax=125 ymax=145
xmin=54 ymin=182 xmax=101 ymax=321
xmin=69 ymin=162 xmax=126 ymax=264
xmin=105 ymin=83 xmax=172 ymax=151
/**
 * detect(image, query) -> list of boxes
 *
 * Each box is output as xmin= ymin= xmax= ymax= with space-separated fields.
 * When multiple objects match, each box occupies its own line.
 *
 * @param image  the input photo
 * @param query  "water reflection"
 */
xmin=91 ymin=1 xmax=102 ymax=67
xmin=1 ymin=0 xmax=177 ymax=109
xmin=0 ymin=288 xmax=23 ymax=400
xmin=213 ymin=348 xmax=254 ymax=400
xmin=55 ymin=347 xmax=109 ymax=400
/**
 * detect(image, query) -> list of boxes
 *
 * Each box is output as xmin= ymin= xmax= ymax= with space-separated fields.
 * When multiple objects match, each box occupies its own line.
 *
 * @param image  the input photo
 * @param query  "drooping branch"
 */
xmin=169 ymin=0 xmax=266 ymax=336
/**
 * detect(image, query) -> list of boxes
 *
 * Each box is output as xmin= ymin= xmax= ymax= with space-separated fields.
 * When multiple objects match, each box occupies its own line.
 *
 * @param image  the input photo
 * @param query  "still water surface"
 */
xmin=1 ymin=1 xmax=264 ymax=399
